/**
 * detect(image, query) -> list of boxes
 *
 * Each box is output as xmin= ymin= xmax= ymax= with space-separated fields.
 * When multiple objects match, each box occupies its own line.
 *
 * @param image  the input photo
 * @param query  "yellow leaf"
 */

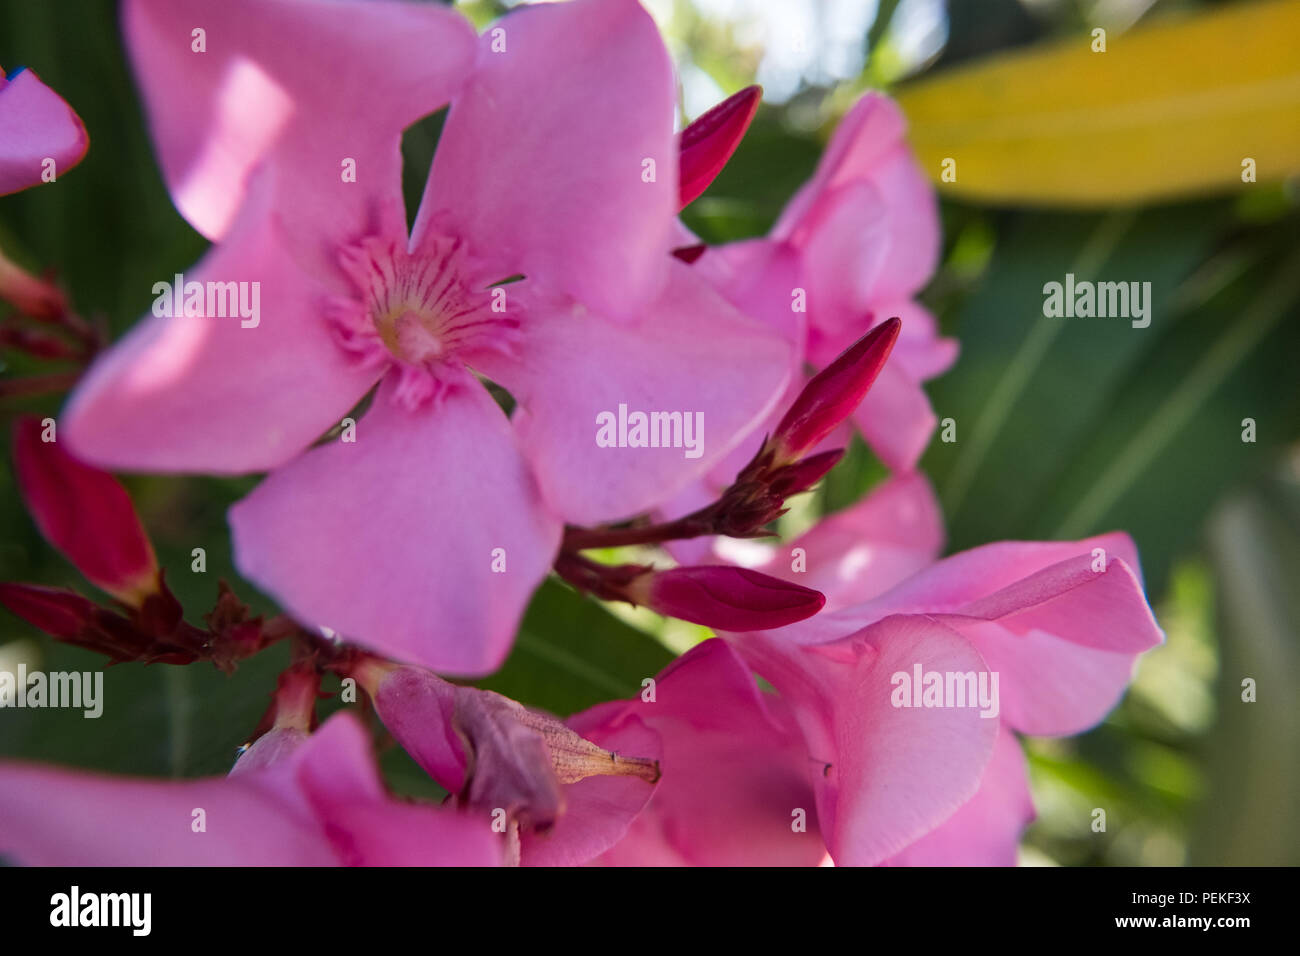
xmin=894 ymin=0 xmax=1300 ymax=205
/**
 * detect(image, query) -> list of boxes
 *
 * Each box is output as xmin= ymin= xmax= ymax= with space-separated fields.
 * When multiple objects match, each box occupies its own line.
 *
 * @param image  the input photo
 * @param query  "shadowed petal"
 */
xmin=62 ymin=173 xmax=382 ymax=474
xmin=124 ymin=0 xmax=475 ymax=243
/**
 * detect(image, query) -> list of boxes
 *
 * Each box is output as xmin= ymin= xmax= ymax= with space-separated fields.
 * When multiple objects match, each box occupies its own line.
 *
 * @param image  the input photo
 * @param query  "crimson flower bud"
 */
xmin=0 ymin=247 xmax=64 ymax=320
xmin=768 ymin=448 xmax=845 ymax=498
xmin=0 ymin=581 xmax=200 ymax=664
xmin=678 ymin=85 xmax=761 ymax=209
xmin=638 ymin=565 xmax=825 ymax=630
xmin=12 ymin=416 xmax=159 ymax=606
xmin=0 ymin=582 xmax=100 ymax=640
xmin=770 ymin=317 xmax=900 ymax=465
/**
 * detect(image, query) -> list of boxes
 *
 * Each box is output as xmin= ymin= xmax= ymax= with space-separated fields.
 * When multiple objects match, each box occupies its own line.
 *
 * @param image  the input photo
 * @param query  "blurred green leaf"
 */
xmin=474 ymin=579 xmax=673 ymax=717
xmin=1194 ymin=475 xmax=1300 ymax=864
xmin=922 ymin=203 xmax=1300 ymax=593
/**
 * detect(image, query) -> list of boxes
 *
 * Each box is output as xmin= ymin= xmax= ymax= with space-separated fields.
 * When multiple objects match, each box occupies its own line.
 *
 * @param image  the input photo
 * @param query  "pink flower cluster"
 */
xmin=0 ymin=0 xmax=1163 ymax=867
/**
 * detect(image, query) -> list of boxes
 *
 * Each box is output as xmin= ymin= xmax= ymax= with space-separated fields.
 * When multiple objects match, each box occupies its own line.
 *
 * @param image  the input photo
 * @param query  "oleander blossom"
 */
xmin=60 ymin=0 xmax=792 ymax=675
xmin=581 ymin=528 xmax=1162 ymax=866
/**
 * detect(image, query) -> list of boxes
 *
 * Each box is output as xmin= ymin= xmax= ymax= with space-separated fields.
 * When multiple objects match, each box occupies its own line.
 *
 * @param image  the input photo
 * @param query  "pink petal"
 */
xmin=879 ymin=300 xmax=960 ymax=381
xmin=883 ymin=723 xmax=1034 ymax=866
xmin=476 ymin=262 xmax=793 ymax=525
xmin=959 ymin=621 xmax=1149 ymax=736
xmin=229 ymin=374 xmax=561 ymax=676
xmin=592 ymin=640 xmax=826 ymax=867
xmin=822 ymin=534 xmax=1164 ymax=734
xmin=731 ymin=616 xmax=998 ymax=866
xmin=749 ymin=472 xmax=945 ymax=610
xmin=850 ymin=358 xmax=939 ymax=472
xmin=61 ymin=176 xmax=382 ymax=474
xmin=292 ymin=715 xmax=500 ymax=866
xmin=697 ymin=237 xmax=807 ymax=347
xmin=775 ymin=92 xmax=939 ymax=302
xmin=0 ymin=714 xmax=497 ymax=866
xmin=0 ymin=67 xmax=88 ymax=196
xmin=123 ymin=0 xmax=476 ymax=242
xmin=798 ymin=181 xmax=891 ymax=336
xmin=415 ymin=0 xmax=676 ymax=318
xmin=0 ymin=763 xmax=335 ymax=866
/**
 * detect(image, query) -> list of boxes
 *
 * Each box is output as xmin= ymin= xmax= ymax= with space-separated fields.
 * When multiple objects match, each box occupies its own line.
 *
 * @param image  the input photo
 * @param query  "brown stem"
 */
xmin=560 ymin=506 xmax=722 ymax=551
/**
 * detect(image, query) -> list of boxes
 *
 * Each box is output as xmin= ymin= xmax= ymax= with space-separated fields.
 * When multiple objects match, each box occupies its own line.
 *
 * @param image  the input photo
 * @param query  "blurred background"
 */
xmin=2 ymin=0 xmax=1297 ymax=865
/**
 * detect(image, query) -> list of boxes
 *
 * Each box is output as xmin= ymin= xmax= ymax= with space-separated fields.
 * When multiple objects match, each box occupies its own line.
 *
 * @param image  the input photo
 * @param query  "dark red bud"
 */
xmin=645 ymin=565 xmax=825 ymax=630
xmin=768 ymin=448 xmax=846 ymax=497
xmin=0 ymin=582 xmax=100 ymax=639
xmin=678 ymin=85 xmax=761 ymax=209
xmin=0 ymin=581 xmax=200 ymax=664
xmin=12 ymin=415 xmax=159 ymax=605
xmin=771 ymin=317 xmax=900 ymax=464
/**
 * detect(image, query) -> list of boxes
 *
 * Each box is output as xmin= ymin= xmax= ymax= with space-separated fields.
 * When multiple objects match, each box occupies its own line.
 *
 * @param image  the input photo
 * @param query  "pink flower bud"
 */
xmin=12 ymin=416 xmax=159 ymax=605
xmin=678 ymin=85 xmax=761 ymax=209
xmin=771 ymin=317 xmax=900 ymax=464
xmin=642 ymin=566 xmax=826 ymax=630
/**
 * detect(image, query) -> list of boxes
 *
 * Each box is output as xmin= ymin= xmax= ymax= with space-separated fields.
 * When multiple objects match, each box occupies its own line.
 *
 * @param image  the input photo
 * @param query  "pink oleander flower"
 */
xmin=0 ymin=713 xmax=500 ymax=866
xmin=59 ymin=0 xmax=792 ymax=676
xmin=0 ymin=64 xmax=87 ymax=196
xmin=724 ymin=531 xmax=1164 ymax=865
xmin=353 ymin=656 xmax=661 ymax=866
xmin=682 ymin=90 xmax=957 ymax=482
xmin=584 ymin=525 xmax=1161 ymax=866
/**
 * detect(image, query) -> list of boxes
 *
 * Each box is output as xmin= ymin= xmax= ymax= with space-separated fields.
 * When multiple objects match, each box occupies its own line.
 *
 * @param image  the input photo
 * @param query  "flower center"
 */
xmin=327 ymin=232 xmax=518 ymax=408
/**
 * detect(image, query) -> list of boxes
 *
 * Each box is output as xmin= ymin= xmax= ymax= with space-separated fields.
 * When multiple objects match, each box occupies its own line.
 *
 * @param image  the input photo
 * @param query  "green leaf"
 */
xmin=474 ymin=579 xmax=673 ymax=717
xmin=922 ymin=202 xmax=1300 ymax=593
